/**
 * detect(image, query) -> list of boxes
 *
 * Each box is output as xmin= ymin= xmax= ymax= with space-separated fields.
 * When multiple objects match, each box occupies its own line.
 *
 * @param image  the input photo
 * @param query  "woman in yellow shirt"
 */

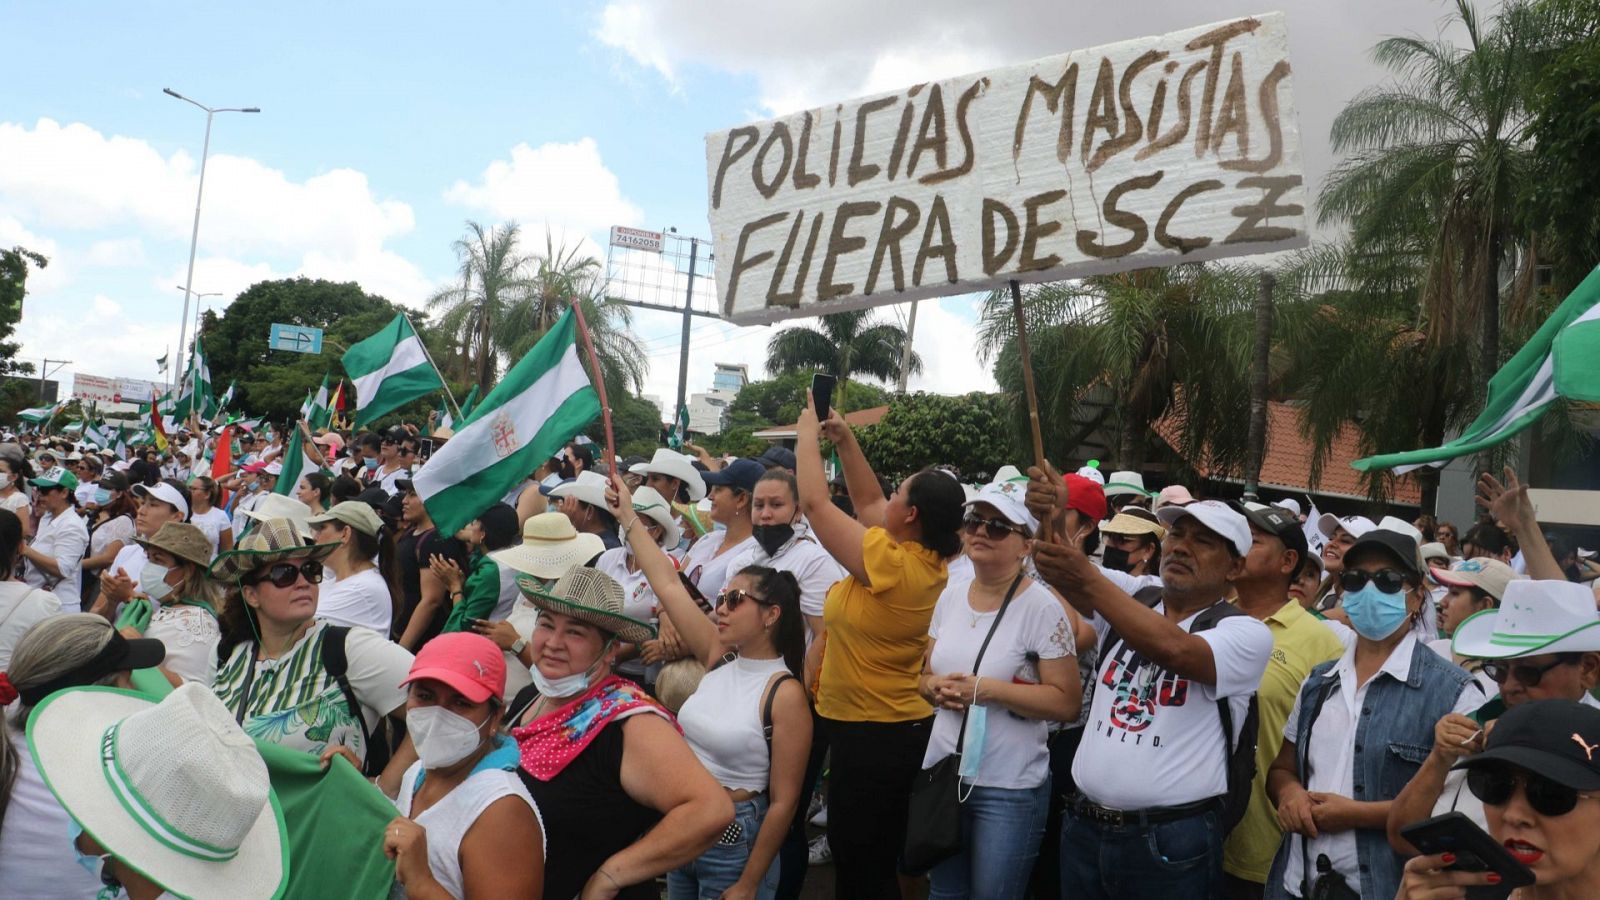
xmin=795 ymin=393 xmax=965 ymax=899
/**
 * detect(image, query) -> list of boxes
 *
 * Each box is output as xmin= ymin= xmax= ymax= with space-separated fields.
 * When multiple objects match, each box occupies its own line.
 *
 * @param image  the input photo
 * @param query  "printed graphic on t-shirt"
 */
xmin=1097 ymin=643 xmax=1189 ymax=738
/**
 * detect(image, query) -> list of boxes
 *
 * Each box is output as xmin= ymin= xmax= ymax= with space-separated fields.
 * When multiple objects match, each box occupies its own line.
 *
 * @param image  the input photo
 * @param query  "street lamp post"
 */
xmin=164 ymin=87 xmax=258 ymax=390
xmin=172 ymin=285 xmax=223 ymax=394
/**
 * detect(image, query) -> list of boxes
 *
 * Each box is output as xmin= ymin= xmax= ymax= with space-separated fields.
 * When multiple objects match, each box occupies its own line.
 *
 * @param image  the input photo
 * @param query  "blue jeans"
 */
xmin=1060 ymin=804 xmax=1224 ymax=900
xmin=669 ymin=795 xmax=778 ymax=899
xmin=929 ymin=779 xmax=1051 ymax=900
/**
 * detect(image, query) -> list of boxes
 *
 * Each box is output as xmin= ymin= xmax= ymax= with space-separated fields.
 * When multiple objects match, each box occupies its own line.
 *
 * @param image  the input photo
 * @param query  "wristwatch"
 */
xmin=510 ymin=637 xmax=527 ymax=655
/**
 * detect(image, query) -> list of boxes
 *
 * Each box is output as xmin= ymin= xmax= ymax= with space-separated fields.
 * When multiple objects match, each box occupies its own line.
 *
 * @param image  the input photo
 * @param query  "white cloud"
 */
xmin=85 ymin=237 xmax=145 ymax=267
xmin=0 ymin=216 xmax=67 ymax=293
xmin=90 ymin=295 xmax=122 ymax=317
xmin=444 ymin=139 xmax=644 ymax=242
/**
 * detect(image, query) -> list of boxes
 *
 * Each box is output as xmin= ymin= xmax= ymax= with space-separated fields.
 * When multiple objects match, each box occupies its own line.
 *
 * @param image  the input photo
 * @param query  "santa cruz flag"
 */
xmin=342 ymin=314 xmax=443 ymax=428
xmin=413 ymin=307 xmax=599 ymax=535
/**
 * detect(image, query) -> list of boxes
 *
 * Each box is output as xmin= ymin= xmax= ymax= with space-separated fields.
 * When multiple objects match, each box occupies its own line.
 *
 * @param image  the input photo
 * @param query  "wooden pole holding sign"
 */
xmin=1009 ymin=279 xmax=1055 ymax=544
xmin=570 ymin=302 xmax=617 ymax=473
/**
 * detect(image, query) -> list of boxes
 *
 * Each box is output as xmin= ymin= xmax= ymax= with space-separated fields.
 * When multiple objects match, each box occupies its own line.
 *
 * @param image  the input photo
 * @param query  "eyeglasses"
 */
xmin=962 ymin=513 xmax=1027 ymax=540
xmin=1467 ymin=764 xmax=1600 ymax=817
xmin=1338 ymin=568 xmax=1410 ymax=594
xmin=247 ymin=560 xmax=324 ymax=589
xmin=1482 ymin=657 xmax=1574 ymax=687
xmin=716 ymin=589 xmax=767 ymax=610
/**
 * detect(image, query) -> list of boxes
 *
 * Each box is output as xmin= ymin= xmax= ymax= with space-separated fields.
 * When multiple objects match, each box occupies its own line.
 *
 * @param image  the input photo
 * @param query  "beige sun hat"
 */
xmin=134 ymin=522 xmax=214 ymax=570
xmin=489 ymin=511 xmax=605 ymax=580
xmin=26 ymin=683 xmax=287 ymax=900
xmin=517 ymin=566 xmax=655 ymax=644
xmin=208 ymin=518 xmax=339 ymax=583
xmin=306 ymin=500 xmax=383 ymax=537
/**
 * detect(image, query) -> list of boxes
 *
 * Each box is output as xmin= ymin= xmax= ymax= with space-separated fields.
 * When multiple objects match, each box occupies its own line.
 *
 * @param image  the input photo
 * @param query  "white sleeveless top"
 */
xmin=678 ymin=654 xmax=792 ymax=792
xmin=392 ymin=761 xmax=543 ymax=899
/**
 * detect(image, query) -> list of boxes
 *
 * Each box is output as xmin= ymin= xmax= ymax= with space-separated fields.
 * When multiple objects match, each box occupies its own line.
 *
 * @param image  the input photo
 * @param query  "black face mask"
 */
xmin=752 ymin=523 xmax=795 ymax=558
xmin=557 ymin=458 xmax=576 ymax=480
xmin=1100 ymin=545 xmax=1134 ymax=573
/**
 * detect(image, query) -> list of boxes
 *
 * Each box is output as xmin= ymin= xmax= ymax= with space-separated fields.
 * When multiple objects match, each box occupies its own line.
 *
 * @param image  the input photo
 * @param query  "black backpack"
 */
xmin=321 ymin=625 xmax=394 ymax=779
xmin=1099 ymin=589 xmax=1261 ymax=832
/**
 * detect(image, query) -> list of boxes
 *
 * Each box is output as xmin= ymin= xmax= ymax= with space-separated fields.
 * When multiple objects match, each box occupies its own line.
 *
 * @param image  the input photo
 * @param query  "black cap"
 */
xmin=355 ymin=486 xmax=391 ymax=511
xmin=17 ymin=630 xmax=166 ymax=708
xmin=1236 ymin=502 xmax=1310 ymax=564
xmin=394 ymin=478 xmax=414 ymax=494
xmin=1455 ymin=699 xmax=1600 ymax=791
xmin=1345 ymin=528 xmax=1422 ymax=576
xmin=701 ymin=458 xmax=764 ymax=493
xmin=97 ymin=472 xmax=130 ymax=492
xmin=757 ymin=446 xmax=797 ymax=471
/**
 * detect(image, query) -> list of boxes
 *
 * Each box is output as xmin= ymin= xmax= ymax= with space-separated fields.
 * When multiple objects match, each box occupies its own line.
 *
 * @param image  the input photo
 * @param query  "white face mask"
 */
xmin=529 ymin=641 xmax=611 ymax=699
xmin=0 ymin=474 xmax=11 ymax=490
xmin=139 ymin=563 xmax=174 ymax=603
xmin=406 ymin=705 xmax=490 ymax=769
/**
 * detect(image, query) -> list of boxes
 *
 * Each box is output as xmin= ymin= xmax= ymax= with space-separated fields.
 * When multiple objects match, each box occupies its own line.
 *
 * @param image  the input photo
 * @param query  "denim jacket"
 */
xmin=1265 ymin=641 xmax=1472 ymax=900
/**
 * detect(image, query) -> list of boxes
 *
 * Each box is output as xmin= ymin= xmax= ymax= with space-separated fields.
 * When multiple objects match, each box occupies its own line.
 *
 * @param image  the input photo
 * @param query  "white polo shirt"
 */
xmin=23 ymin=508 xmax=88 ymax=612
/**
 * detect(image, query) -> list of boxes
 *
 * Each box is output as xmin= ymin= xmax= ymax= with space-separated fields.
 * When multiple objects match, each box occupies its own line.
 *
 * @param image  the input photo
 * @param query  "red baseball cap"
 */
xmin=1062 ymin=473 xmax=1108 ymax=523
xmin=400 ymin=632 xmax=507 ymax=704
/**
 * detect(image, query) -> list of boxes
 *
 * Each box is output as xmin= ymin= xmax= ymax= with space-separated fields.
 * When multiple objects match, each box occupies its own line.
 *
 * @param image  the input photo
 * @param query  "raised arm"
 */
xmin=796 ymin=397 xmax=870 ymax=584
xmin=607 ymin=473 xmax=724 ymax=668
xmin=1478 ymin=466 xmax=1564 ymax=580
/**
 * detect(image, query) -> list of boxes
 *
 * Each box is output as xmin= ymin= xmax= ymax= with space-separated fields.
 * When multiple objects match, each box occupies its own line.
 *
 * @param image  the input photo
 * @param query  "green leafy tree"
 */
xmin=855 ymin=392 xmax=1018 ymax=481
xmin=725 ymin=370 xmax=892 ymax=430
xmin=978 ymin=265 xmax=1258 ymax=476
xmin=765 ymin=310 xmax=921 ymax=406
xmin=203 ymin=278 xmax=454 ymax=426
xmin=698 ymin=427 xmax=769 ymax=460
xmin=591 ymin=393 xmax=667 ymax=460
xmin=1521 ymin=0 xmax=1600 ymax=291
xmin=0 ymin=248 xmax=44 ymax=420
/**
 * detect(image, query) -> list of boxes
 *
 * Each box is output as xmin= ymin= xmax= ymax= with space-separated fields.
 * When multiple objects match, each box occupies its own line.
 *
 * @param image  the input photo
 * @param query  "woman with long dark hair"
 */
xmin=608 ymin=472 xmax=811 ymax=900
xmin=80 ymin=471 xmax=135 ymax=607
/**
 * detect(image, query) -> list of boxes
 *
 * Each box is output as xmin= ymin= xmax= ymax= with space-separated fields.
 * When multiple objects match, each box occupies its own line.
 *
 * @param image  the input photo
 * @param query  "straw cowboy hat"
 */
xmin=629 ymin=486 xmax=682 ymax=550
xmin=26 ymin=683 xmax=287 ymax=900
xmin=134 ymin=522 xmax=213 ymax=570
xmin=516 ymin=566 xmax=656 ymax=644
xmin=208 ymin=517 xmax=339 ymax=583
xmin=490 ymin=512 xmax=606 ymax=580
xmin=629 ymin=449 xmax=706 ymax=502
xmin=1453 ymin=579 xmax=1600 ymax=660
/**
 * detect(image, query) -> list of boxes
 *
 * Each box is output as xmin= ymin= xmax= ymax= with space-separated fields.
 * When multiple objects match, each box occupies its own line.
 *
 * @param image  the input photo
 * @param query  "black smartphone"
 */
xmin=811 ymin=373 xmax=838 ymax=422
xmin=1400 ymin=812 xmax=1534 ymax=899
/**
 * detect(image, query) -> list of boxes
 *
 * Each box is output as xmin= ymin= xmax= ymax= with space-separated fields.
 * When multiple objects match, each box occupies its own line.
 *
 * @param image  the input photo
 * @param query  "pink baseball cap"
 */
xmin=400 ymin=632 xmax=507 ymax=704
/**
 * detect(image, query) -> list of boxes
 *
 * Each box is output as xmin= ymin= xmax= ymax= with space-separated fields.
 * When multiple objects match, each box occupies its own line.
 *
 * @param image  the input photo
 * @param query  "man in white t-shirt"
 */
xmin=91 ymin=480 xmax=189 ymax=618
xmin=19 ymin=467 xmax=89 ymax=611
xmin=1031 ymin=487 xmax=1272 ymax=900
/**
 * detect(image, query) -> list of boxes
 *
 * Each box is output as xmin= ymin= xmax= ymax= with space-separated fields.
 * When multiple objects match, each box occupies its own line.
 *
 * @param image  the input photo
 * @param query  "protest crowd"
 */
xmin=1 ymin=355 xmax=1598 ymax=900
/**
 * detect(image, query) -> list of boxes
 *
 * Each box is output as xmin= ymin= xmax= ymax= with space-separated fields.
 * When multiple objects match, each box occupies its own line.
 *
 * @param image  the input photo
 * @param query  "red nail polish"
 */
xmin=1441 ymin=852 xmax=1456 ymax=864
xmin=1486 ymin=873 xmax=1502 ymax=884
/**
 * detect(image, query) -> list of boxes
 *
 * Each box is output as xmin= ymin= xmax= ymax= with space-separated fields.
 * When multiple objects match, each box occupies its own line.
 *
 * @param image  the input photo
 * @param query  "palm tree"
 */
xmin=977 ymin=264 xmax=1259 ymax=475
xmin=765 ymin=309 xmax=922 ymax=407
xmin=427 ymin=221 xmax=533 ymax=395
xmin=1318 ymin=0 xmax=1548 ymax=397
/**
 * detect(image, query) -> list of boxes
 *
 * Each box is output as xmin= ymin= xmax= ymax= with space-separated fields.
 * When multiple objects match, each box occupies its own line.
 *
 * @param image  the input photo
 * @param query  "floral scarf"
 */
xmin=513 ymin=675 xmax=677 ymax=780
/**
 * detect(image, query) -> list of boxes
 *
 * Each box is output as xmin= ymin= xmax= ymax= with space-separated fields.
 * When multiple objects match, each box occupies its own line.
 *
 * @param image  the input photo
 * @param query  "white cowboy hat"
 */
xmin=628 ymin=449 xmax=706 ymax=502
xmin=239 ymin=492 xmax=316 ymax=539
xmin=629 ymin=486 xmax=682 ymax=550
xmin=991 ymin=465 xmax=1023 ymax=484
xmin=490 ymin=511 xmax=606 ymax=580
xmin=26 ymin=683 xmax=286 ymax=900
xmin=1103 ymin=470 xmax=1149 ymax=499
xmin=547 ymin=471 xmax=612 ymax=510
xmin=1453 ymin=579 xmax=1600 ymax=660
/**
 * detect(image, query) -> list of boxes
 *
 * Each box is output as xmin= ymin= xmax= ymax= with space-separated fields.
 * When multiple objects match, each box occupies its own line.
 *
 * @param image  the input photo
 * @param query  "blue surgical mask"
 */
xmin=1342 ymin=583 xmax=1411 ymax=640
xmin=364 ymin=457 xmax=380 ymax=470
xmin=93 ymin=488 xmax=111 ymax=506
xmin=958 ymin=699 xmax=989 ymax=783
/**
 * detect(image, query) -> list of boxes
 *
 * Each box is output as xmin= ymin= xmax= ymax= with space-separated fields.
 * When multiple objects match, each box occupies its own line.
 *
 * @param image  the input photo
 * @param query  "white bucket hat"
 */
xmin=1103 ymin=470 xmax=1149 ymax=499
xmin=26 ymin=683 xmax=286 ymax=900
xmin=965 ymin=478 xmax=1039 ymax=535
xmin=490 ymin=511 xmax=606 ymax=580
xmin=629 ymin=449 xmax=706 ymax=502
xmin=629 ymin=486 xmax=682 ymax=549
xmin=1453 ymin=579 xmax=1600 ymax=660
xmin=1317 ymin=514 xmax=1376 ymax=540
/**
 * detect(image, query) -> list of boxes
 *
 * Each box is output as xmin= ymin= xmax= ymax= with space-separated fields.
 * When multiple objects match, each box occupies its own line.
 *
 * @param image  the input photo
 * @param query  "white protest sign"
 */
xmin=705 ymin=13 xmax=1307 ymax=325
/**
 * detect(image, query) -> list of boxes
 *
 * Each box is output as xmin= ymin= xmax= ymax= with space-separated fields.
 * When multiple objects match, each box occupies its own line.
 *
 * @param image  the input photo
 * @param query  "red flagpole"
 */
xmin=569 ymin=302 xmax=616 ymax=471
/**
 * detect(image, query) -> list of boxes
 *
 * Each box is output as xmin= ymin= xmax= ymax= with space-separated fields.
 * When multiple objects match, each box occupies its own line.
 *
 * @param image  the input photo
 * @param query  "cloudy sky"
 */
xmin=1 ymin=1 xmax=1469 ymax=411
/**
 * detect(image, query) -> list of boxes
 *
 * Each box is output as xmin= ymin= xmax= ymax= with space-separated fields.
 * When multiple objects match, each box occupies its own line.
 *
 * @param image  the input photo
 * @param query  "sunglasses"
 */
xmin=1482 ymin=657 xmax=1573 ymax=687
xmin=1338 ymin=568 xmax=1410 ymax=594
xmin=1467 ymin=764 xmax=1599 ymax=817
xmin=716 ymin=589 xmax=767 ymax=610
xmin=247 ymin=560 xmax=324 ymax=589
xmin=962 ymin=513 xmax=1028 ymax=540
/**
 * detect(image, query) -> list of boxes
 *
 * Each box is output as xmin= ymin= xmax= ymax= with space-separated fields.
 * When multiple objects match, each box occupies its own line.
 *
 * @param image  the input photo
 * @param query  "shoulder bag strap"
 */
xmin=954 ymin=571 xmax=1025 ymax=756
xmin=761 ymin=672 xmax=797 ymax=756
xmin=1298 ymin=675 xmax=1340 ymax=895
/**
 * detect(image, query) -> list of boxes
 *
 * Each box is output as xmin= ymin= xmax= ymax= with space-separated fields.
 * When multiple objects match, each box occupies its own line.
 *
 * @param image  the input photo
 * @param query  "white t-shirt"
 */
xmin=0 ymin=581 xmax=61 ymax=670
xmin=0 ymin=725 xmax=105 ymax=900
xmin=1282 ymin=632 xmax=1484 ymax=893
xmin=1072 ymin=600 xmax=1273 ymax=810
xmin=922 ymin=575 xmax=1074 ymax=789
xmin=595 ymin=547 xmax=659 ymax=623
xmin=89 ymin=513 xmax=135 ymax=559
xmin=377 ymin=465 xmax=410 ymax=497
xmin=190 ymin=506 xmax=233 ymax=558
xmin=0 ymin=489 xmax=31 ymax=522
xmin=110 ymin=542 xmax=149 ymax=587
xmin=726 ymin=531 xmax=844 ymax=626
xmin=146 ymin=602 xmax=222 ymax=685
xmin=681 ymin=530 xmax=759 ymax=603
xmin=22 ymin=508 xmax=87 ymax=612
xmin=315 ymin=567 xmax=394 ymax=637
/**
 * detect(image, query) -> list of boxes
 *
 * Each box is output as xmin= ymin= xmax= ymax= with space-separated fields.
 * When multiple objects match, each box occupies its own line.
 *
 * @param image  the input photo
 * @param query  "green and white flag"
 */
xmin=457 ymin=385 xmax=482 ymax=422
xmin=306 ymin=374 xmax=333 ymax=430
xmin=17 ymin=403 xmax=59 ymax=424
xmin=216 ymin=379 xmax=237 ymax=413
xmin=114 ymin=423 xmax=129 ymax=458
xmin=175 ymin=336 xmax=216 ymax=418
xmin=413 ymin=307 xmax=599 ymax=535
xmin=273 ymin=426 xmax=306 ymax=496
xmin=342 ymin=314 xmax=443 ymax=428
xmin=668 ymin=402 xmax=690 ymax=450
xmin=1355 ymin=263 xmax=1600 ymax=471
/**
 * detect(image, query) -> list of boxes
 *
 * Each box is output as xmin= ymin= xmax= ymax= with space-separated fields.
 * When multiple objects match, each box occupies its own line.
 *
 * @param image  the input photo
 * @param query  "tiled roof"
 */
xmin=1154 ymin=401 xmax=1422 ymax=503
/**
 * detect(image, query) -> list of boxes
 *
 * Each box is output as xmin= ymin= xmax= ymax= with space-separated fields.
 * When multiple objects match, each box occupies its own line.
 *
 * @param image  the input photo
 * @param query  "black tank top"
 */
xmin=511 ymin=685 xmax=663 ymax=899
